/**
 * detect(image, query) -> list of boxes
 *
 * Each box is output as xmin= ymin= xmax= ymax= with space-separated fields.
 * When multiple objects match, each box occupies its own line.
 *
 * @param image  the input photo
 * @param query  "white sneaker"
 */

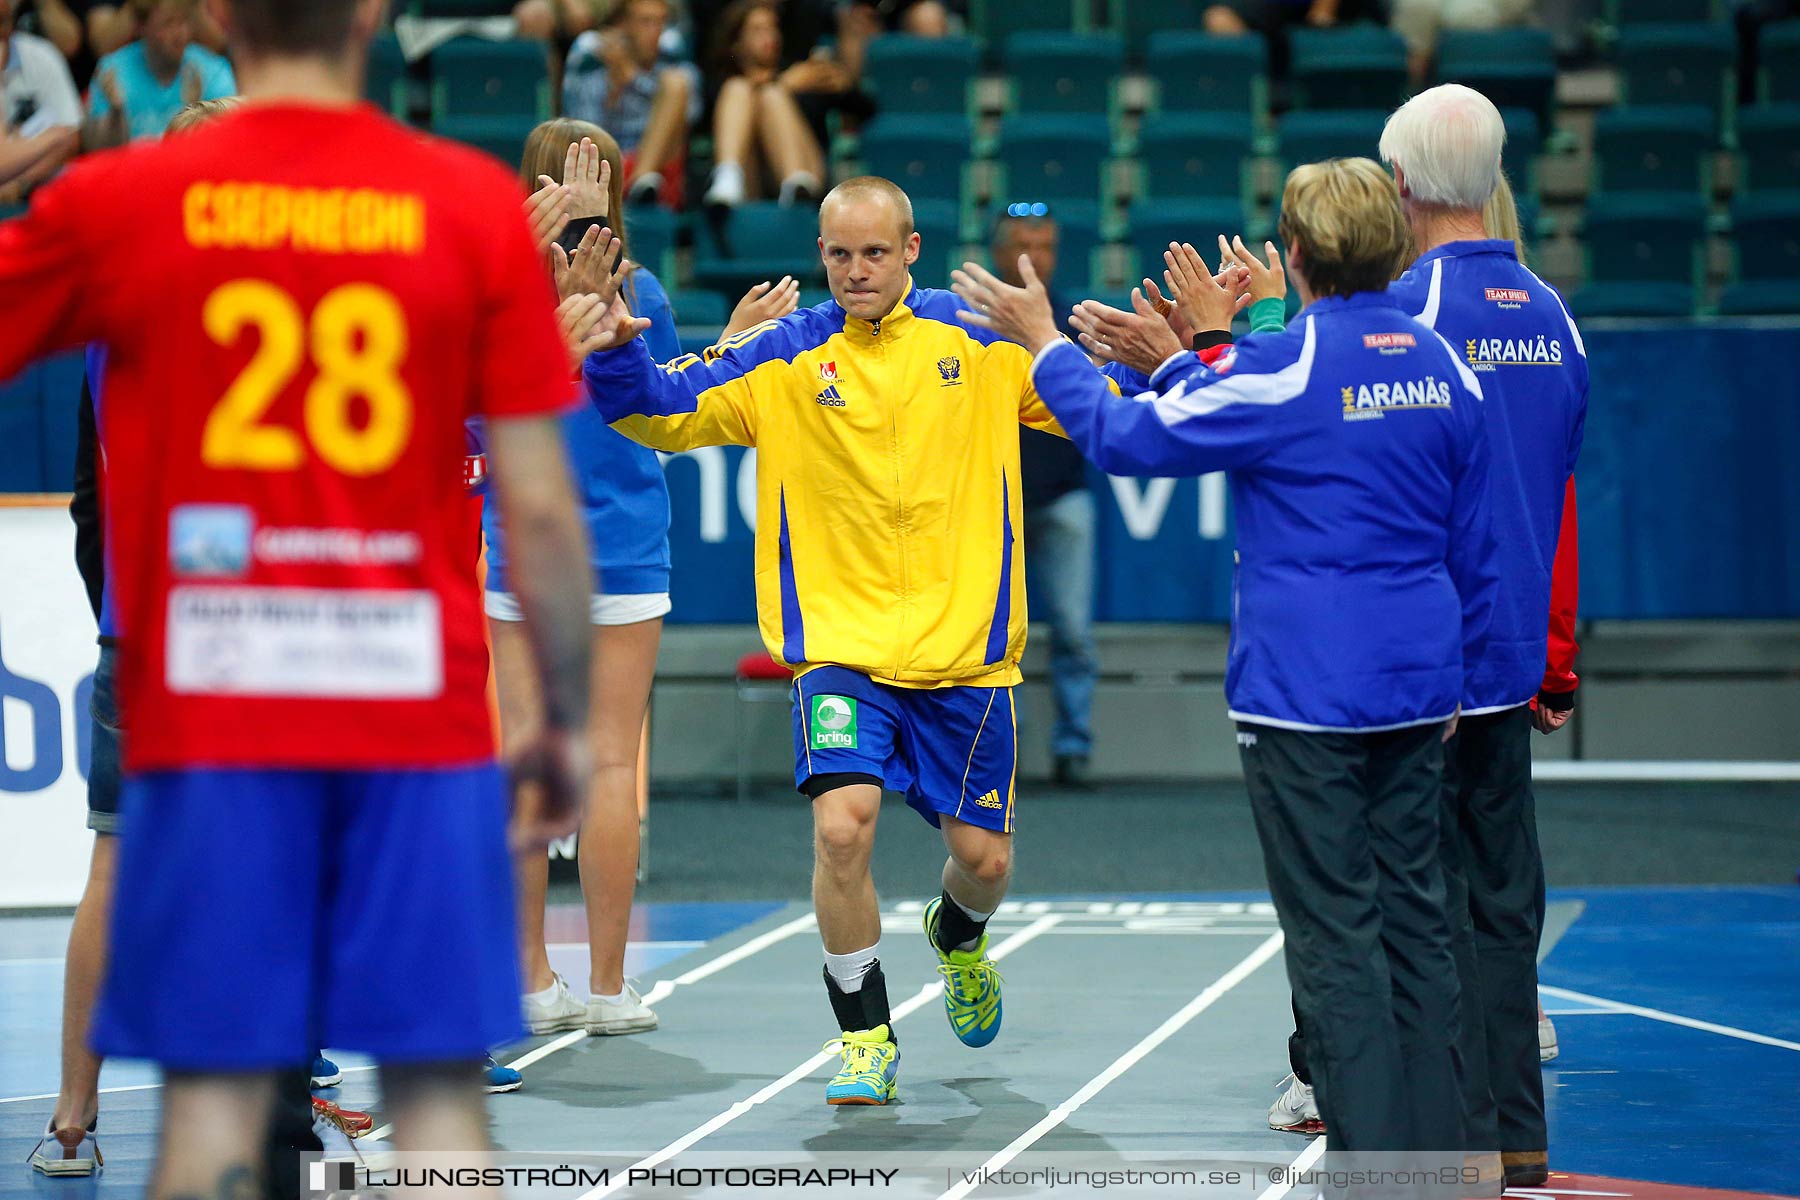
xmin=704 ymin=161 xmax=745 ymax=210
xmin=1268 ymin=1073 xmax=1324 ymax=1135
xmin=522 ymin=973 xmax=587 ymax=1035
xmin=1538 ymin=1014 xmax=1559 ymax=1062
xmin=29 ymin=1121 xmax=102 ymax=1176
xmin=778 ymin=170 xmax=821 ymax=207
xmin=586 ymin=981 xmax=658 ymax=1036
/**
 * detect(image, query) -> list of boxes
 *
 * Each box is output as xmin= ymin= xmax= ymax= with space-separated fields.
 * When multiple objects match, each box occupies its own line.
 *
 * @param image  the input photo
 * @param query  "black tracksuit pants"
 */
xmin=1240 ymin=721 xmax=1464 ymax=1157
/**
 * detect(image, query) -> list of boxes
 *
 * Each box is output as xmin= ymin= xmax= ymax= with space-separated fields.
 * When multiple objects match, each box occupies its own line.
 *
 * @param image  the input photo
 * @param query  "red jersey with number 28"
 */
xmin=0 ymin=102 xmax=572 ymax=772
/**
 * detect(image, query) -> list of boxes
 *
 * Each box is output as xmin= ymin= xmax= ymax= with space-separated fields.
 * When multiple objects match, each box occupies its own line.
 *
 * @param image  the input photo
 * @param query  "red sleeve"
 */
xmin=0 ymin=166 xmax=101 ymax=383
xmin=1541 ymin=475 xmax=1580 ymax=698
xmin=468 ymin=164 xmax=575 ymax=421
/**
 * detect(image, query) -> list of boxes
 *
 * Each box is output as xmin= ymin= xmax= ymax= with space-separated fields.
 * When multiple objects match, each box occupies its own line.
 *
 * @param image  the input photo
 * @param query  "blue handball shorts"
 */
xmin=792 ymin=666 xmax=1018 ymax=833
xmin=91 ymin=763 xmax=522 ymax=1071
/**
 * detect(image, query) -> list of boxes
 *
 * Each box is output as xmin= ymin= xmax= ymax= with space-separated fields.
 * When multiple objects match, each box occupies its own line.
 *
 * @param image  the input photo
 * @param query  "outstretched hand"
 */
xmin=951 ymin=255 xmax=1063 ymax=353
xmin=555 ymin=137 xmax=612 ymax=222
xmin=1068 ymin=288 xmax=1184 ymax=375
xmin=556 ymin=291 xmax=651 ymax=372
xmin=724 ymin=275 xmax=800 ymax=339
xmin=525 ymin=177 xmax=572 ymax=257
xmin=1220 ymin=234 xmax=1287 ymax=305
xmin=1163 ymin=241 xmax=1249 ymax=335
xmin=552 ymin=224 xmax=627 ymax=304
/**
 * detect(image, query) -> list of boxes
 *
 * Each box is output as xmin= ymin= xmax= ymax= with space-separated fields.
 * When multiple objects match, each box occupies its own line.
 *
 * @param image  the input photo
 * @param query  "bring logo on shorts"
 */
xmin=810 ymin=695 xmax=858 ymax=750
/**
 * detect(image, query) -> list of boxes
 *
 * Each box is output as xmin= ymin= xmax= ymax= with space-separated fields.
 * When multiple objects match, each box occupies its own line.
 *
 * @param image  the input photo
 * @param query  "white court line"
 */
xmin=1531 ymin=760 xmax=1800 ymax=782
xmin=1254 ymin=1134 xmax=1327 ymax=1200
xmin=1539 ymin=1009 xmax=1633 ymax=1017
xmin=1538 ymin=984 xmax=1800 ymax=1052
xmin=936 ymin=930 xmax=1286 ymax=1200
xmin=361 ymin=912 xmax=820 ymax=1144
xmin=579 ymin=915 xmax=1065 ymax=1200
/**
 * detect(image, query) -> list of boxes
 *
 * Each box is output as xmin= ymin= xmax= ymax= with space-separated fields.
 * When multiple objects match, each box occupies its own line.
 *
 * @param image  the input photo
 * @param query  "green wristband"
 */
xmin=1247 ymin=296 xmax=1288 ymax=334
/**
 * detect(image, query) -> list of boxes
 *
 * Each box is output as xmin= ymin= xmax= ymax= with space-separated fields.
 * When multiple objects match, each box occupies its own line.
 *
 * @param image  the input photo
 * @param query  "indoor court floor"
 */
xmin=3 ymin=882 xmax=1795 ymax=1199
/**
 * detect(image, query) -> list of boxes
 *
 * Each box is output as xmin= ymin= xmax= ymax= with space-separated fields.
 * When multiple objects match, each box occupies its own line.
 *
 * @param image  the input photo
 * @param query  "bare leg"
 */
xmin=383 ymin=1062 xmax=497 ymax=1199
xmin=492 ymin=618 xmax=557 ymax=994
xmin=755 ymin=84 xmax=826 ymax=187
xmin=1203 ymin=4 xmax=1251 ymax=35
xmin=51 ymin=834 xmax=116 ymax=1135
xmin=712 ymin=75 xmax=759 ymax=173
xmin=152 ymin=1072 xmax=275 ymax=1200
xmin=939 ymin=814 xmax=1013 ymax=916
xmin=578 ymin=618 xmax=662 ymax=995
xmin=633 ymin=69 xmax=693 ymax=183
xmin=812 ymin=784 xmax=882 ymax=954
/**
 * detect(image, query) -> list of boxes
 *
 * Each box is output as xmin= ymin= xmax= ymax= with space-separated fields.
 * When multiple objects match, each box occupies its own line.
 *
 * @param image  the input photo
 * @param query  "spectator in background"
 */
xmin=1204 ymin=0 xmax=1390 ymax=79
xmin=11 ymin=0 xmax=101 ymax=88
xmin=834 ymin=0 xmax=964 ymax=81
xmin=1 ymin=0 xmax=80 ymax=199
xmin=87 ymin=0 xmax=222 ymax=57
xmin=702 ymin=0 xmax=845 ymax=209
xmin=1390 ymin=0 xmax=1534 ymax=86
xmin=992 ymin=204 xmax=1100 ymax=790
xmin=85 ymin=0 xmax=234 ymax=147
xmin=563 ymin=0 xmax=698 ymax=207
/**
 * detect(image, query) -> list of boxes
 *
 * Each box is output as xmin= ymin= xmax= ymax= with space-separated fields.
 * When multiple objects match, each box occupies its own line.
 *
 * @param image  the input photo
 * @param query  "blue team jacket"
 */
xmin=482 ymin=265 xmax=678 ymax=597
xmin=1032 ymin=293 xmax=1500 ymax=732
xmin=1388 ymin=240 xmax=1588 ymax=712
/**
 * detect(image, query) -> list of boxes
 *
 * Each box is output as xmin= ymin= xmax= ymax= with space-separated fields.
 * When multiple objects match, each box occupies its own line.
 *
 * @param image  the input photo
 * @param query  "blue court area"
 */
xmin=2 ymin=887 xmax=1794 ymax=1199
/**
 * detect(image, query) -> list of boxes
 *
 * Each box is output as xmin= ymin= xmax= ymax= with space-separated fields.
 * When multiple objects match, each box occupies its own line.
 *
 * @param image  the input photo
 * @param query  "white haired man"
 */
xmin=1268 ymin=84 xmax=1586 ymax=1191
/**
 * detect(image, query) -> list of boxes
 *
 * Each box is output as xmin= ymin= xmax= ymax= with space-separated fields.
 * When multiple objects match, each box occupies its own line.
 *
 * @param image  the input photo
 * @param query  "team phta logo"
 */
xmin=818 ymin=361 xmax=838 ymax=383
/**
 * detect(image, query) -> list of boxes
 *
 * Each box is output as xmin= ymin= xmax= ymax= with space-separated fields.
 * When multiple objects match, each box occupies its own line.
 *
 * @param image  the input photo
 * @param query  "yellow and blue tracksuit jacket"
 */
xmin=582 ymin=282 xmax=1080 ymax=689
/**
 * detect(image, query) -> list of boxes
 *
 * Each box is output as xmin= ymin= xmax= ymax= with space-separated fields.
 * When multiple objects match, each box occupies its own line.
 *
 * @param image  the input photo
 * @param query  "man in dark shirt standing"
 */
xmin=993 ymin=205 xmax=1098 ymax=788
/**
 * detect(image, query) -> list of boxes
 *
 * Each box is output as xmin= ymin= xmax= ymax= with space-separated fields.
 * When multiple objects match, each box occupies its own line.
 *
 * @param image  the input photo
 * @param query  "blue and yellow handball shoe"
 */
xmin=823 ymin=1025 xmax=899 ymax=1105
xmin=922 ymin=896 xmax=1004 ymax=1047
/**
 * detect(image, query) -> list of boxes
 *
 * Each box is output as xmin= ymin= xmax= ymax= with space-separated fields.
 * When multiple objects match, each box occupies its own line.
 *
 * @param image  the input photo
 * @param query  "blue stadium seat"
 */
xmin=1290 ymin=26 xmax=1409 ymax=111
xmin=996 ymin=114 xmax=1111 ymax=202
xmin=1737 ymin=103 xmax=1800 ymax=189
xmin=1138 ymin=112 xmax=1255 ymax=203
xmin=1730 ymin=192 xmax=1800 ymax=281
xmin=1716 ymin=280 xmax=1800 ymax=315
xmin=1591 ymin=105 xmax=1716 ymax=193
xmin=864 ymin=36 xmax=977 ymax=116
xmin=912 ymin=199 xmax=964 ymax=288
xmin=1126 ymin=199 xmax=1249 ymax=279
xmin=1582 ymin=191 xmax=1709 ymax=285
xmin=430 ymin=38 xmax=549 ymax=120
xmin=972 ymin=0 xmax=1080 ymax=59
xmin=1006 ymin=33 xmax=1124 ymax=114
xmin=667 ymin=289 xmax=731 ymax=331
xmin=1568 ymin=282 xmax=1695 ymax=317
xmin=1117 ymin=0 xmax=1211 ymax=63
xmin=625 ymin=205 xmax=678 ymax=280
xmin=1616 ymin=24 xmax=1735 ymax=128
xmin=1761 ymin=21 xmax=1800 ymax=103
xmin=1146 ymin=32 xmax=1268 ymax=121
xmin=694 ymin=203 xmax=826 ymax=293
xmin=1500 ymin=108 xmax=1543 ymax=197
xmin=432 ymin=114 xmax=537 ymax=167
xmin=859 ymin=116 xmax=970 ymax=204
xmin=1604 ymin=0 xmax=1721 ymax=25
xmin=1437 ymin=28 xmax=1557 ymax=133
xmin=1276 ymin=109 xmax=1387 ymax=169
xmin=367 ymin=33 xmax=409 ymax=117
xmin=1046 ymin=200 xmax=1105 ymax=286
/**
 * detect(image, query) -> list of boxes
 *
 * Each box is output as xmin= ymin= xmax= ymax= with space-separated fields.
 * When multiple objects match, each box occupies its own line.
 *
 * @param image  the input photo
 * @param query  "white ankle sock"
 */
xmin=950 ymin=895 xmax=995 ymax=922
xmin=824 ymin=943 xmax=880 ymax=992
xmin=526 ymin=978 xmax=562 ymax=1003
xmin=592 ymin=986 xmax=628 ymax=1005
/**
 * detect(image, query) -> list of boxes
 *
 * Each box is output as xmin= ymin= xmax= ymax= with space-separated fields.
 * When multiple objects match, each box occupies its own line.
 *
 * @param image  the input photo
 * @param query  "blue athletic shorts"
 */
xmin=92 ymin=763 xmax=522 ymax=1071
xmin=792 ymin=666 xmax=1018 ymax=833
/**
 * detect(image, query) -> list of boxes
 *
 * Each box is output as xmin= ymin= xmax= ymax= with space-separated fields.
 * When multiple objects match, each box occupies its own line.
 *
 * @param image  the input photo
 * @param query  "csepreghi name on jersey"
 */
xmin=1340 ymin=376 xmax=1456 ymax=421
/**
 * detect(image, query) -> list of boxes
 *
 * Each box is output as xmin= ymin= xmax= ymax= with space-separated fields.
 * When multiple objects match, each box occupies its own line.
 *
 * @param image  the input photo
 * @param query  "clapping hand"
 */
xmin=556 ymin=291 xmax=651 ymax=372
xmin=525 ymin=177 xmax=572 ymax=257
xmin=554 ymin=137 xmax=611 ymax=222
xmin=951 ymin=255 xmax=1063 ymax=353
xmin=551 ymin=224 xmax=628 ymax=305
xmin=1163 ymin=241 xmax=1250 ymax=335
xmin=1219 ymin=234 xmax=1287 ymax=306
xmin=1068 ymin=288 xmax=1185 ymax=375
xmin=725 ymin=275 xmax=800 ymax=339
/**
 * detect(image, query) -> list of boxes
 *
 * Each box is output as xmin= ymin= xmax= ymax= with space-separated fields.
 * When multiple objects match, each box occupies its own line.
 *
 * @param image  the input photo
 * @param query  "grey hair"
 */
xmin=1379 ymin=84 xmax=1506 ymax=211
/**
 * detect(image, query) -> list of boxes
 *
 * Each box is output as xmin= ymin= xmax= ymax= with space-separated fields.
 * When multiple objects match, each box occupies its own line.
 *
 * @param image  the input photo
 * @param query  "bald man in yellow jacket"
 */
xmin=584 ymin=176 xmax=1094 ymax=1106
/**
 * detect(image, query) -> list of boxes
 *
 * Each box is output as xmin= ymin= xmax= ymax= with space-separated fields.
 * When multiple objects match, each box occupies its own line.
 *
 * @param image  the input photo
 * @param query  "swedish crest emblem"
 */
xmin=937 ymin=355 xmax=962 ymax=385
